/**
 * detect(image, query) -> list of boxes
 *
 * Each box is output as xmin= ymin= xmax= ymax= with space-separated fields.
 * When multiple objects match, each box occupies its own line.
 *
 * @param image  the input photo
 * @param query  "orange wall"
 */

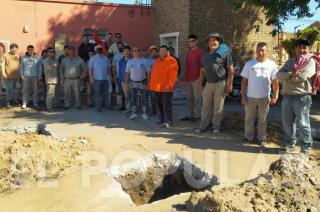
xmin=0 ymin=0 xmax=154 ymax=55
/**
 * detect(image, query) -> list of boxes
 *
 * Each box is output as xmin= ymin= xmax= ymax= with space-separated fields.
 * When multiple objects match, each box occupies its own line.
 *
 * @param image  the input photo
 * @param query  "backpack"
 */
xmin=311 ymin=55 xmax=320 ymax=95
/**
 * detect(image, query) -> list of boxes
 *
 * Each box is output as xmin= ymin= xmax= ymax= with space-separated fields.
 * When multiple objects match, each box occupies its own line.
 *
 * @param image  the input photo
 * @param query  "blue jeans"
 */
xmin=130 ymin=81 xmax=147 ymax=114
xmin=117 ymin=80 xmax=125 ymax=108
xmin=282 ymin=95 xmax=313 ymax=150
xmin=93 ymin=80 xmax=110 ymax=110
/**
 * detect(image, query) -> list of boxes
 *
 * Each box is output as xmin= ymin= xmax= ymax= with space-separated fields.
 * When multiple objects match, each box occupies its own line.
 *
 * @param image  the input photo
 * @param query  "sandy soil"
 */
xmin=0 ymin=130 xmax=92 ymax=193
xmin=186 ymin=154 xmax=320 ymax=212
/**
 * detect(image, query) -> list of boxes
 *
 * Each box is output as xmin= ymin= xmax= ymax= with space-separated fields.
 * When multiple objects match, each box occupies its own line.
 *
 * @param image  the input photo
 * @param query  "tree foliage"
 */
xmin=227 ymin=0 xmax=320 ymax=34
xmin=282 ymin=27 xmax=320 ymax=58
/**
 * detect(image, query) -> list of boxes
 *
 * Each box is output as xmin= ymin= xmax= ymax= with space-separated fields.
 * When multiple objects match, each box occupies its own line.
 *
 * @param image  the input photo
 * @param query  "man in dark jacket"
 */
xmin=78 ymin=35 xmax=94 ymax=63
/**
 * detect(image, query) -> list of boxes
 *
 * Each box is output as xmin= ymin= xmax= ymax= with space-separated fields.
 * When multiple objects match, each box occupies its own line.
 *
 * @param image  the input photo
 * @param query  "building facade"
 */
xmin=0 ymin=0 xmax=153 ymax=55
xmin=153 ymin=0 xmax=277 ymax=67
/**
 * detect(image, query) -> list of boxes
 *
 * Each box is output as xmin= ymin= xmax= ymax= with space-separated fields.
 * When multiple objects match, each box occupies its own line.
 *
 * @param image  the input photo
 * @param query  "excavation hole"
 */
xmin=108 ymin=153 xmax=219 ymax=206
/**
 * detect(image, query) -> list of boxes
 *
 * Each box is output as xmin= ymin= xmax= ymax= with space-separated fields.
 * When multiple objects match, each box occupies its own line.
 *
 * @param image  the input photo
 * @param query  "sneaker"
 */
xmin=194 ymin=128 xmax=206 ymax=134
xmin=5 ymin=103 xmax=11 ymax=109
xmin=129 ymin=113 xmax=138 ymax=120
xmin=142 ymin=113 xmax=149 ymax=120
xmin=285 ymin=145 xmax=296 ymax=153
xmin=212 ymin=129 xmax=220 ymax=135
xmin=76 ymin=106 xmax=82 ymax=110
xmin=300 ymin=148 xmax=310 ymax=155
xmin=259 ymin=140 xmax=268 ymax=148
xmin=21 ymin=104 xmax=27 ymax=109
xmin=161 ymin=123 xmax=172 ymax=128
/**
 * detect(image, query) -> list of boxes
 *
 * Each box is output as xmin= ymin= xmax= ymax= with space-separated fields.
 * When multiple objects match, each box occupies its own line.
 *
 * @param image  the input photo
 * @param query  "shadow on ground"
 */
xmin=1 ymin=94 xmax=319 ymax=156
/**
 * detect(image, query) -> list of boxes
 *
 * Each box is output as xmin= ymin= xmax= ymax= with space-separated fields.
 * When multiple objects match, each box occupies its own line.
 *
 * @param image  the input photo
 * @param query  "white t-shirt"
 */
xmin=109 ymin=42 xmax=128 ymax=55
xmin=125 ymin=58 xmax=148 ymax=81
xmin=241 ymin=59 xmax=278 ymax=98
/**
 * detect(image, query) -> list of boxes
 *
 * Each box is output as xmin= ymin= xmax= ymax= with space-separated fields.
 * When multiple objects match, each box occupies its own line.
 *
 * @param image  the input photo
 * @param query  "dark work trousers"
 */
xmin=155 ymin=92 xmax=173 ymax=124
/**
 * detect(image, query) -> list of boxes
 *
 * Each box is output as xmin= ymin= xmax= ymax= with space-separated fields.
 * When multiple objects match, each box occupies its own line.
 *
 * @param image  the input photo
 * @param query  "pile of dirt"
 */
xmin=0 ymin=130 xmax=92 ymax=193
xmin=186 ymin=154 xmax=320 ymax=212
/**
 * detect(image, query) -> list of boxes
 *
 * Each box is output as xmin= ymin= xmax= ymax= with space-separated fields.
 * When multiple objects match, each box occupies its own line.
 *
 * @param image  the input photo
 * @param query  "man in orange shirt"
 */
xmin=149 ymin=45 xmax=178 ymax=128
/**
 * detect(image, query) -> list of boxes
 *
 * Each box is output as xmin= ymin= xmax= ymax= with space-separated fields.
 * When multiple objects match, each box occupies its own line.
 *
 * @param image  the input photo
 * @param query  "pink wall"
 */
xmin=0 ymin=0 xmax=154 ymax=55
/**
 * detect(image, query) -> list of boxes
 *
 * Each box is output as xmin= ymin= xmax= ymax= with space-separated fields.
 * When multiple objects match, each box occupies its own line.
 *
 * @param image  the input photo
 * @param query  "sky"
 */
xmin=99 ymin=0 xmax=320 ymax=32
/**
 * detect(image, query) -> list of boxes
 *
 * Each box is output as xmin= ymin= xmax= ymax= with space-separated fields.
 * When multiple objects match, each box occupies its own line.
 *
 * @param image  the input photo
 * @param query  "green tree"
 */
xmin=227 ymin=0 xmax=320 ymax=34
xmin=282 ymin=27 xmax=320 ymax=58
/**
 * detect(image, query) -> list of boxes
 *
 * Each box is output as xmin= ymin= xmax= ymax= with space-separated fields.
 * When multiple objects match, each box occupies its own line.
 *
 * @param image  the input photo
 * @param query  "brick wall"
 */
xmin=189 ymin=0 xmax=277 ymax=66
xmin=153 ymin=0 xmax=277 ymax=68
xmin=152 ymin=0 xmax=190 ymax=68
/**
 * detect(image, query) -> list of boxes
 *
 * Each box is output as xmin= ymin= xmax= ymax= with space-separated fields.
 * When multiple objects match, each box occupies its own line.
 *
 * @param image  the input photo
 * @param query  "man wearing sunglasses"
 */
xmin=39 ymin=47 xmax=59 ymax=111
xmin=88 ymin=45 xmax=112 ymax=112
xmin=180 ymin=34 xmax=205 ymax=122
xmin=125 ymin=47 xmax=149 ymax=120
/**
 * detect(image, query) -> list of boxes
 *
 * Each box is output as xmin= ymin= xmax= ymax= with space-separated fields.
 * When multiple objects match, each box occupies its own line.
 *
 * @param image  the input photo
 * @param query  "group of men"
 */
xmin=0 ymin=31 xmax=317 ymax=154
xmin=179 ymin=33 xmax=317 ymax=155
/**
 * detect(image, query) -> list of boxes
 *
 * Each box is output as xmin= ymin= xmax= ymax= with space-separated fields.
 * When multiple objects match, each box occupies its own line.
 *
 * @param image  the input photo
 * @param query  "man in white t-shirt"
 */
xmin=125 ymin=46 xmax=149 ymax=120
xmin=109 ymin=33 xmax=127 ymax=55
xmin=240 ymin=42 xmax=279 ymax=147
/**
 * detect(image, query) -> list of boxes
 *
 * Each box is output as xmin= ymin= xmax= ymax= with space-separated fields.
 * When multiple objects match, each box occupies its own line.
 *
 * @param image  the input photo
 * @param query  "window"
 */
xmin=83 ymin=28 xmax=109 ymax=43
xmin=159 ymin=32 xmax=179 ymax=57
xmin=0 ymin=40 xmax=11 ymax=52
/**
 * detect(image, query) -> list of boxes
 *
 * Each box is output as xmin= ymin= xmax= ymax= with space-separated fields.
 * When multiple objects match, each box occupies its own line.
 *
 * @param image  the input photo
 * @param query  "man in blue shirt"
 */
xmin=88 ymin=45 xmax=111 ymax=112
xmin=117 ymin=45 xmax=131 ymax=111
xmin=20 ymin=45 xmax=41 ymax=109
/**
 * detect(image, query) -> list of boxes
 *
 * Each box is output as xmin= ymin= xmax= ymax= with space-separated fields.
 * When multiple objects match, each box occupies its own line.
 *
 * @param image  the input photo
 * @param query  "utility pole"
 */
xmin=293 ymin=24 xmax=304 ymax=37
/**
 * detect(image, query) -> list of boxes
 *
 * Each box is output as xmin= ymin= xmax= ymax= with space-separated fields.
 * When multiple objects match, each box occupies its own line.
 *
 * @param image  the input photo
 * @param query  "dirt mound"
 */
xmin=0 ymin=130 xmax=92 ymax=193
xmin=186 ymin=154 xmax=320 ymax=212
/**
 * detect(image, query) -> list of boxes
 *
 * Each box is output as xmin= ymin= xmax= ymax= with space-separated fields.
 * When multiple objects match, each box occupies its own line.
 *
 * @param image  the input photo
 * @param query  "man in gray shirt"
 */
xmin=194 ymin=33 xmax=234 ymax=135
xmin=59 ymin=46 xmax=86 ymax=109
xmin=276 ymin=39 xmax=316 ymax=155
xmin=39 ymin=47 xmax=59 ymax=111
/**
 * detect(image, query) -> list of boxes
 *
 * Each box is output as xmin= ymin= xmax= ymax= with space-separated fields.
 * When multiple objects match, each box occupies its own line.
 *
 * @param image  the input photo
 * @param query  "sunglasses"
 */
xmin=133 ymin=49 xmax=140 ymax=52
xmin=48 ymin=51 xmax=55 ymax=53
